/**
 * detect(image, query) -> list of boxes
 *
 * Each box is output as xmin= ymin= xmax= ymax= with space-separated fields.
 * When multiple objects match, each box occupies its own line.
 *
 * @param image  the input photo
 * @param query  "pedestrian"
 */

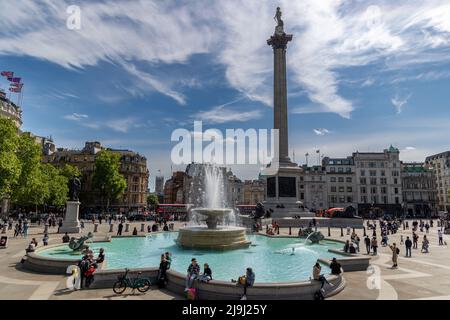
xmin=413 ymin=232 xmax=419 ymax=249
xmin=405 ymin=236 xmax=412 ymax=257
xmin=43 ymin=233 xmax=49 ymax=246
xmin=371 ymin=237 xmax=378 ymax=255
xmin=421 ymin=235 xmax=429 ymax=253
xmin=364 ymin=235 xmax=371 ymax=255
xmin=389 ymin=243 xmax=399 ymax=268
xmin=438 ymin=229 xmax=444 ymax=246
xmin=117 ymin=222 xmax=123 ymax=236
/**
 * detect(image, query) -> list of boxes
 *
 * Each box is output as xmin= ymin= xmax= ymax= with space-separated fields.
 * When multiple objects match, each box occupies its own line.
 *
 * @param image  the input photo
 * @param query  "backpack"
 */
xmin=396 ymin=248 xmax=400 ymax=255
xmin=186 ymin=288 xmax=197 ymax=300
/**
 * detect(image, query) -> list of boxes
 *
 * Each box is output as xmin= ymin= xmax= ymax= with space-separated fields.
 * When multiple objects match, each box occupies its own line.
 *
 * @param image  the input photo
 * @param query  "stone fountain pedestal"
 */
xmin=59 ymin=201 xmax=81 ymax=234
xmin=176 ymin=208 xmax=251 ymax=250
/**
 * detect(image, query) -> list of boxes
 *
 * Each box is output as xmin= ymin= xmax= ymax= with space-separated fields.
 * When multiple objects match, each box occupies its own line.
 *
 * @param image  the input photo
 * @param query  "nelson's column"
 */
xmin=262 ymin=7 xmax=312 ymax=218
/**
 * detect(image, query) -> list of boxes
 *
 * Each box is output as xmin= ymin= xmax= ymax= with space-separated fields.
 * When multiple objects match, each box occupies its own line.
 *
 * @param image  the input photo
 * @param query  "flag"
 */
xmin=9 ymin=87 xmax=21 ymax=93
xmin=8 ymin=77 xmax=21 ymax=83
xmin=10 ymin=83 xmax=23 ymax=89
xmin=1 ymin=71 xmax=13 ymax=77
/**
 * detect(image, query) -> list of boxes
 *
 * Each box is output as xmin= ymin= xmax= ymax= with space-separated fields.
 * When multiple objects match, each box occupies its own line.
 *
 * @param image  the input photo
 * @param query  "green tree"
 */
xmin=0 ymin=118 xmax=21 ymax=197
xmin=11 ymin=133 xmax=48 ymax=208
xmin=147 ymin=193 xmax=159 ymax=209
xmin=92 ymin=150 xmax=126 ymax=212
xmin=60 ymin=164 xmax=81 ymax=180
xmin=41 ymin=164 xmax=69 ymax=207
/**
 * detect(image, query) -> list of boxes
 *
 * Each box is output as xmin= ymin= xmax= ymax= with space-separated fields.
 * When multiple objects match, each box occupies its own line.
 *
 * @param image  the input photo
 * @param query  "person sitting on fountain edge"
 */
xmin=185 ymin=258 xmax=200 ymax=291
xmin=199 ymin=263 xmax=212 ymax=282
xmin=62 ymin=232 xmax=70 ymax=243
xmin=96 ymin=248 xmax=105 ymax=264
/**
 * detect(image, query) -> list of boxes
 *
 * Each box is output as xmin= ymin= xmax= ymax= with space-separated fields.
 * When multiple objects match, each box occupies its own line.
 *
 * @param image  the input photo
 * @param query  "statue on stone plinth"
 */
xmin=274 ymin=7 xmax=284 ymax=27
xmin=68 ymin=176 xmax=82 ymax=202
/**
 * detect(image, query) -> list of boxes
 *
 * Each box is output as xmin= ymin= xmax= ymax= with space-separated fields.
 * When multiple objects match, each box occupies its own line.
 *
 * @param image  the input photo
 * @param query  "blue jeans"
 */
xmin=406 ymin=247 xmax=411 ymax=257
xmin=185 ymin=274 xmax=198 ymax=289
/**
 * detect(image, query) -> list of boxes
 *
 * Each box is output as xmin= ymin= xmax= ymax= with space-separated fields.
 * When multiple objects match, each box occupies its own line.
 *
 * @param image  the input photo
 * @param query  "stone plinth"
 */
xmin=59 ymin=201 xmax=81 ymax=234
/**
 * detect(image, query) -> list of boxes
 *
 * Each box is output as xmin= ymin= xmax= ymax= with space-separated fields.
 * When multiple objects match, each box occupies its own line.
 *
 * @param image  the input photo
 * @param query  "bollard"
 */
xmin=141 ymin=223 xmax=145 ymax=233
xmin=109 ymin=224 xmax=114 ymax=233
xmin=94 ymin=224 xmax=99 ymax=233
xmin=289 ymin=227 xmax=292 ymax=235
xmin=403 ymin=223 xmax=405 ymax=230
xmin=125 ymin=223 xmax=130 ymax=233
xmin=328 ymin=226 xmax=331 ymax=237
xmin=44 ymin=224 xmax=49 ymax=234
xmin=353 ymin=227 xmax=355 ymax=234
xmin=363 ymin=227 xmax=366 ymax=237
xmin=340 ymin=227 xmax=344 ymax=237
xmin=1 ymin=225 xmax=6 ymax=234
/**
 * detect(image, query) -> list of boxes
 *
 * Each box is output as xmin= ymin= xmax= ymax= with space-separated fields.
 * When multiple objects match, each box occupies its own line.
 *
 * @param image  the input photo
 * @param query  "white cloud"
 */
xmin=194 ymin=105 xmax=263 ymax=124
xmin=391 ymin=93 xmax=412 ymax=113
xmin=3 ymin=0 xmax=450 ymax=117
xmin=313 ymin=128 xmax=331 ymax=136
xmin=63 ymin=113 xmax=88 ymax=121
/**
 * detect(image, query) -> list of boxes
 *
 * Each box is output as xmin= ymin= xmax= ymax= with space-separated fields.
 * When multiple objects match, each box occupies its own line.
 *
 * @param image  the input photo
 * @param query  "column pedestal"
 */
xmin=59 ymin=201 xmax=81 ymax=234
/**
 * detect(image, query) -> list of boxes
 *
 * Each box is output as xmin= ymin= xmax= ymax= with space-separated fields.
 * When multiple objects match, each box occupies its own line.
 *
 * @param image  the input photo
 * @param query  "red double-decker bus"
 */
xmin=156 ymin=204 xmax=188 ymax=221
xmin=236 ymin=205 xmax=256 ymax=216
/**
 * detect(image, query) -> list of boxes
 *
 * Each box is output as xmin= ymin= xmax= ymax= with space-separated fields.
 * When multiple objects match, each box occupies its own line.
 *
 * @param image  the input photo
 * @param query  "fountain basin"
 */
xmin=176 ymin=226 xmax=251 ymax=250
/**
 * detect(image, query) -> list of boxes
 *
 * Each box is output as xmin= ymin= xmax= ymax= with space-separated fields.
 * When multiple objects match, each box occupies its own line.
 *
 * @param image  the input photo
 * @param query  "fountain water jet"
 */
xmin=176 ymin=164 xmax=251 ymax=250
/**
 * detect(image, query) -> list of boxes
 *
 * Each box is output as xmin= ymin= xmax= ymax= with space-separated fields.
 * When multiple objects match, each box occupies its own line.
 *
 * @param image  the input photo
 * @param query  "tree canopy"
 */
xmin=92 ymin=150 xmax=126 ymax=210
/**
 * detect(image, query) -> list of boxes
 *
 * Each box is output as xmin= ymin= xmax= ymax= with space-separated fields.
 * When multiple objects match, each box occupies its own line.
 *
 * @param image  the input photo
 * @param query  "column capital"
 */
xmin=267 ymin=32 xmax=293 ymax=50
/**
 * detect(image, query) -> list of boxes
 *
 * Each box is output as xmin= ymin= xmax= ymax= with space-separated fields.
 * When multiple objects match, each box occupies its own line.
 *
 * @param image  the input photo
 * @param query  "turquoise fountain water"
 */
xmin=38 ymin=233 xmax=345 ymax=282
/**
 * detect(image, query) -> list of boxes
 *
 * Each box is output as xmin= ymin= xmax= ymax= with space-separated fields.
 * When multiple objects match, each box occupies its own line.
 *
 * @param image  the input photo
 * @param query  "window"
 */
xmin=346 ymin=177 xmax=352 ymax=183
xmin=330 ymin=167 xmax=336 ymax=173
xmin=383 ymin=196 xmax=388 ymax=204
xmin=338 ymin=167 xmax=343 ymax=173
xmin=331 ymin=186 xmax=337 ymax=192
xmin=361 ymin=170 xmax=366 ymax=176
xmin=338 ymin=177 xmax=344 ymax=183
xmin=370 ymin=178 xmax=377 ymax=185
xmin=392 ymin=171 xmax=399 ymax=177
xmin=347 ymin=187 xmax=353 ymax=192
xmin=381 ymin=187 xmax=387 ymax=194
xmin=360 ymin=178 xmax=367 ymax=184
xmin=330 ymin=177 xmax=336 ymax=182
xmin=395 ymin=188 xmax=399 ymax=194
xmin=381 ymin=170 xmax=385 ymax=176
xmin=380 ymin=178 xmax=387 ymax=185
xmin=395 ymin=197 xmax=400 ymax=204
xmin=370 ymin=170 xmax=377 ymax=177
xmin=346 ymin=167 xmax=352 ymax=173
xmin=339 ymin=196 xmax=345 ymax=203
xmin=371 ymin=187 xmax=377 ymax=194
xmin=369 ymin=162 xmax=376 ymax=168
xmin=361 ymin=187 xmax=366 ymax=194
xmin=339 ymin=186 xmax=345 ymax=193
xmin=347 ymin=196 xmax=353 ymax=202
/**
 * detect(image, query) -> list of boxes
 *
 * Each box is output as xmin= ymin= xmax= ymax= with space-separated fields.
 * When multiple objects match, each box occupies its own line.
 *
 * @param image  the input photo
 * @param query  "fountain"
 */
xmin=175 ymin=164 xmax=251 ymax=250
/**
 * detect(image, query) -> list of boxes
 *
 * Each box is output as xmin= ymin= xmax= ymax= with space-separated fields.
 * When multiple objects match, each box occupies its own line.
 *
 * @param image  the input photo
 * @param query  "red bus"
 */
xmin=156 ymin=204 xmax=188 ymax=220
xmin=236 ymin=205 xmax=257 ymax=216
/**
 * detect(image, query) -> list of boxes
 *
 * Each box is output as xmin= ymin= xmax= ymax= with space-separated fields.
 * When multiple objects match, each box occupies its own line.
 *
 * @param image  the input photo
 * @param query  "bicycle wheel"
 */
xmin=137 ymin=279 xmax=151 ymax=293
xmin=113 ymin=281 xmax=127 ymax=294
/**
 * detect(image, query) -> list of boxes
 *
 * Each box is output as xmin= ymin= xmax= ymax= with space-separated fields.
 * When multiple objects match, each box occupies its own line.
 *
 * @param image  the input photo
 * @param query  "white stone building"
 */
xmin=425 ymin=151 xmax=450 ymax=212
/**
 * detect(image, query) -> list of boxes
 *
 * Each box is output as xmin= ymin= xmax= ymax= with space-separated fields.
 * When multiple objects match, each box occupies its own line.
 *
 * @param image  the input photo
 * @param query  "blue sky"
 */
xmin=1 ymin=0 xmax=450 ymax=190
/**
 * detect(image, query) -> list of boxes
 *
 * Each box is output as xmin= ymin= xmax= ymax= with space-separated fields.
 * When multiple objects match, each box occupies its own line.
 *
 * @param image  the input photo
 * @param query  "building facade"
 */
xmin=42 ymin=141 xmax=149 ymax=213
xmin=353 ymin=146 xmax=403 ymax=216
xmin=323 ymin=157 xmax=357 ymax=210
xmin=243 ymin=179 xmax=266 ymax=205
xmin=401 ymin=162 xmax=438 ymax=217
xmin=163 ymin=171 xmax=188 ymax=204
xmin=0 ymin=90 xmax=22 ymax=128
xmin=300 ymin=165 xmax=328 ymax=212
xmin=425 ymin=151 xmax=450 ymax=212
xmin=155 ymin=175 xmax=165 ymax=195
